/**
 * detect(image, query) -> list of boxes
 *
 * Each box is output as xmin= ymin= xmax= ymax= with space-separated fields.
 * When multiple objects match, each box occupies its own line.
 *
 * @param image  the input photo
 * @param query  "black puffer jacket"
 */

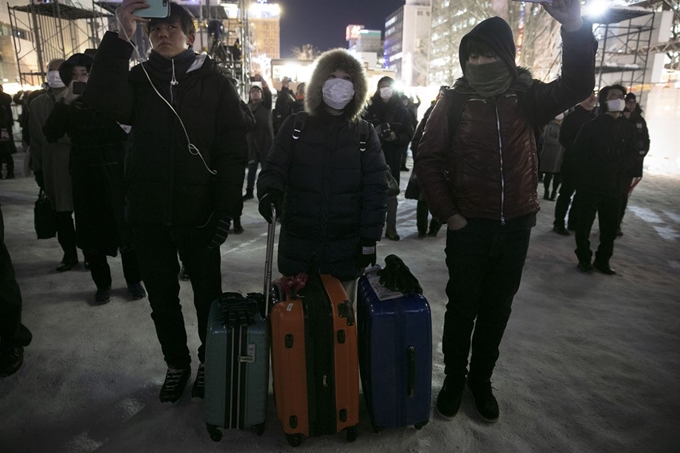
xmin=257 ymin=48 xmax=387 ymax=281
xmin=84 ymin=32 xmax=248 ymax=227
xmin=559 ymin=105 xmax=596 ymax=175
xmin=363 ymin=95 xmax=414 ymax=177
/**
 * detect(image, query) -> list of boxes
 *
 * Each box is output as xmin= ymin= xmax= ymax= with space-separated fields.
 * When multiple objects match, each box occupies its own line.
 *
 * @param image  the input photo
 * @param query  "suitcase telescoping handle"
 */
xmin=263 ymin=204 xmax=277 ymax=318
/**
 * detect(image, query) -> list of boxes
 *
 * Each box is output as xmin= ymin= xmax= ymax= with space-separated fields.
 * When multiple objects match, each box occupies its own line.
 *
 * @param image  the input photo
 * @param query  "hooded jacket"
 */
xmin=415 ymin=17 xmax=597 ymax=226
xmin=84 ymin=31 xmax=248 ymax=227
xmin=257 ymin=48 xmax=387 ymax=280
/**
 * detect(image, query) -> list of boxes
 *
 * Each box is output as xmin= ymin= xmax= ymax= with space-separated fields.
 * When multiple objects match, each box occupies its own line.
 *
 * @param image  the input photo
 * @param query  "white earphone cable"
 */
xmin=115 ymin=9 xmax=216 ymax=176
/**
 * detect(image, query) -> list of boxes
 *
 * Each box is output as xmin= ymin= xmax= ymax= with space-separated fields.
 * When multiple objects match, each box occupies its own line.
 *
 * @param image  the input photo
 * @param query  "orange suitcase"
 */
xmin=270 ymin=271 xmax=360 ymax=447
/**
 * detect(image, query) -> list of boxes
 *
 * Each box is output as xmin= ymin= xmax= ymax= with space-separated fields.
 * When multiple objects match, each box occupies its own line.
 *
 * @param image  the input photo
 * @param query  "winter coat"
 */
xmin=84 ymin=31 xmax=248 ymax=227
xmin=29 ymin=90 xmax=73 ymax=212
xmin=559 ymin=105 xmax=596 ymax=175
xmin=405 ymin=102 xmax=436 ymax=200
xmin=273 ymin=86 xmax=296 ymax=134
xmin=572 ymin=114 xmax=637 ymax=197
xmin=247 ymin=101 xmax=274 ymax=163
xmin=257 ymin=49 xmax=387 ymax=281
xmin=42 ymin=100 xmax=131 ymax=256
xmin=625 ymin=106 xmax=650 ymax=177
xmin=539 ymin=120 xmax=565 ymax=174
xmin=363 ymin=94 xmax=414 ymax=177
xmin=415 ymin=18 xmax=597 ymax=225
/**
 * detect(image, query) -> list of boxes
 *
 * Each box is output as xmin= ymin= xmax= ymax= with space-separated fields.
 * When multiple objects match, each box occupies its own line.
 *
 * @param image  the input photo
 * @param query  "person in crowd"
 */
xmin=0 ymin=204 xmax=33 ymax=377
xmin=553 ymin=92 xmax=597 ymax=235
xmin=29 ymin=58 xmax=81 ymax=272
xmin=572 ymin=85 xmax=636 ymax=275
xmin=408 ymin=86 xmax=447 ymax=238
xmin=257 ymin=48 xmax=387 ymax=301
xmin=231 ymin=82 xmax=257 ymax=235
xmin=364 ymin=76 xmax=414 ymax=241
xmin=400 ymin=94 xmax=418 ymax=171
xmin=539 ymin=113 xmax=566 ymax=201
xmin=84 ymin=0 xmax=247 ymax=403
xmin=618 ymin=92 xmax=650 ymax=235
xmin=273 ymin=76 xmax=296 ymax=135
xmin=0 ymin=85 xmax=15 ymax=179
xmin=292 ymin=82 xmax=306 ymax=114
xmin=42 ymin=53 xmax=146 ymax=304
xmin=243 ymin=80 xmax=273 ymax=201
xmin=415 ymin=0 xmax=596 ymax=423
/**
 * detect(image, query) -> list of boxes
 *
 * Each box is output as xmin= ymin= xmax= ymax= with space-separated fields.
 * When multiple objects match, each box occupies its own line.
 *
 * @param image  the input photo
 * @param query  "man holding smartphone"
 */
xmin=416 ymin=0 xmax=596 ymax=423
xmin=84 ymin=1 xmax=248 ymax=404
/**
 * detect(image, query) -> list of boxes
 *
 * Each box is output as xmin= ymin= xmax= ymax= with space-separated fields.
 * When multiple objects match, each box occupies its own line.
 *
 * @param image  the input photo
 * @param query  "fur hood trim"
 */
xmin=305 ymin=48 xmax=368 ymax=121
xmin=453 ymin=67 xmax=534 ymax=94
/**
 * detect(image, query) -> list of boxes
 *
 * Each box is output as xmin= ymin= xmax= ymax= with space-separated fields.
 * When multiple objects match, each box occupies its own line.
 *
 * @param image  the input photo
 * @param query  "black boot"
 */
xmin=467 ymin=379 xmax=500 ymax=423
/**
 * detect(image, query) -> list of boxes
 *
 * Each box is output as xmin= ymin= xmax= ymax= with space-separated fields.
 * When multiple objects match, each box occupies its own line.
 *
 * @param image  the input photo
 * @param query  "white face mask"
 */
xmin=607 ymin=99 xmax=625 ymax=112
xmin=379 ymin=87 xmax=394 ymax=100
xmin=47 ymin=70 xmax=65 ymax=89
xmin=322 ymin=78 xmax=355 ymax=110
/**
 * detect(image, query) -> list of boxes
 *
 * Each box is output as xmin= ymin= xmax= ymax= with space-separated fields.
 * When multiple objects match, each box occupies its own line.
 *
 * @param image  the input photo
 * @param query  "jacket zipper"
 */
xmin=494 ymin=101 xmax=506 ymax=225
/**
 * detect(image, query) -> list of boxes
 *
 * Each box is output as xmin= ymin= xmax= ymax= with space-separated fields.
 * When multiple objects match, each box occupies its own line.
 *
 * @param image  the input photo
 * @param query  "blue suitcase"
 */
xmin=357 ymin=265 xmax=432 ymax=432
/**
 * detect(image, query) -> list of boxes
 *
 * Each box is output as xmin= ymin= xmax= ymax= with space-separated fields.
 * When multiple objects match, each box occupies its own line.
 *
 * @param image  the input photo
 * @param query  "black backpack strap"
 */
xmin=447 ymin=90 xmax=469 ymax=136
xmin=356 ymin=119 xmax=369 ymax=152
xmin=291 ymin=112 xmax=307 ymax=140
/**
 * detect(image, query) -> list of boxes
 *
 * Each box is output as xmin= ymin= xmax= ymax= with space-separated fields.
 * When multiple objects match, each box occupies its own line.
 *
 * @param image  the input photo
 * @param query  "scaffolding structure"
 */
xmin=589 ymin=7 xmax=656 ymax=104
xmin=7 ymin=2 xmax=111 ymax=86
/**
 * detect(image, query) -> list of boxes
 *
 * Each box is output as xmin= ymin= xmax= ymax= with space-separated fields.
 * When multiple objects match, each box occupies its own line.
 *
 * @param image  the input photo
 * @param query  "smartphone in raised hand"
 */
xmin=72 ymin=81 xmax=87 ymax=95
xmin=134 ymin=0 xmax=170 ymax=18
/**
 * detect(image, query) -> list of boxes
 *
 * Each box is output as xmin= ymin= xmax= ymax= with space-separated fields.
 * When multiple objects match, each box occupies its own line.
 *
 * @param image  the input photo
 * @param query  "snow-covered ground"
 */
xmin=1 ymin=153 xmax=679 ymax=453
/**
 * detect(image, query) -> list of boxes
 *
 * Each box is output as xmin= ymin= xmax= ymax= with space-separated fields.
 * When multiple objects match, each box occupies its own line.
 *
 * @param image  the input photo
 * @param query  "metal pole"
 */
xmin=30 ymin=5 xmax=46 ymax=84
xmin=597 ymin=23 xmax=609 ymax=90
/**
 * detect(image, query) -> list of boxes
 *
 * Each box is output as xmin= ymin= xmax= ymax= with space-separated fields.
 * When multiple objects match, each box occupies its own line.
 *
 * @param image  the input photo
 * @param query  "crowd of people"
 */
xmin=0 ymin=0 xmax=651 ymax=431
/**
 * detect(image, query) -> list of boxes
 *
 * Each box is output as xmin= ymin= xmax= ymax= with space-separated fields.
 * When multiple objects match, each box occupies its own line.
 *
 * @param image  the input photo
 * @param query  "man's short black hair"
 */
xmin=146 ymin=3 xmax=195 ymax=36
xmin=598 ymin=84 xmax=627 ymax=113
xmin=466 ymin=37 xmax=497 ymax=58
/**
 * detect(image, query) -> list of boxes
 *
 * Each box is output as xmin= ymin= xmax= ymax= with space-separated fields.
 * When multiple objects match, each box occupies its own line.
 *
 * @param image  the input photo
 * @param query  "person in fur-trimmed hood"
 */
xmin=415 ymin=0 xmax=597 ymax=423
xmin=257 ymin=48 xmax=387 ymax=296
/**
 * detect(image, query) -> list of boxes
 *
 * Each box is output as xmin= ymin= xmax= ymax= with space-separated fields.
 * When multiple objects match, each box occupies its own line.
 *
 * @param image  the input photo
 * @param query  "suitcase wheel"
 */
xmin=254 ymin=423 xmax=265 ymax=436
xmin=372 ymin=424 xmax=384 ymax=434
xmin=414 ymin=420 xmax=429 ymax=431
xmin=286 ymin=433 xmax=304 ymax=447
xmin=206 ymin=424 xmax=222 ymax=442
xmin=346 ymin=425 xmax=358 ymax=442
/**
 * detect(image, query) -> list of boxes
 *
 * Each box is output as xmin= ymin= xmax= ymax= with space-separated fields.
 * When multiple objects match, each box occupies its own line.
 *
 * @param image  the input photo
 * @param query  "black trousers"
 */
xmin=574 ymin=192 xmax=621 ymax=264
xmin=543 ymin=173 xmax=562 ymax=197
xmin=554 ymin=172 xmax=578 ymax=229
xmin=443 ymin=224 xmax=531 ymax=384
xmin=416 ymin=200 xmax=442 ymax=235
xmin=84 ymin=249 xmax=142 ymax=290
xmin=133 ymin=224 xmax=221 ymax=368
xmin=55 ymin=211 xmax=78 ymax=261
xmin=0 ymin=153 xmax=14 ymax=176
xmin=0 ymin=207 xmax=32 ymax=350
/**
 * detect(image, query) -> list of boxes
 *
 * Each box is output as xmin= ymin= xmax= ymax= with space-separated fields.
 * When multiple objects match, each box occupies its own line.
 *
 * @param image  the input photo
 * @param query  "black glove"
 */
xmin=356 ymin=237 xmax=377 ymax=268
xmin=34 ymin=170 xmax=44 ymax=189
xmin=207 ymin=214 xmax=231 ymax=250
xmin=378 ymin=254 xmax=423 ymax=294
xmin=258 ymin=189 xmax=283 ymax=223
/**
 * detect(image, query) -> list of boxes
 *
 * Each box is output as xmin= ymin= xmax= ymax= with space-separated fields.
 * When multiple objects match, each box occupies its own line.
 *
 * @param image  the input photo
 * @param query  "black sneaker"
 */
xmin=56 ymin=257 xmax=79 ymax=272
xmin=127 ymin=282 xmax=147 ymax=300
xmin=593 ymin=260 xmax=616 ymax=275
xmin=577 ymin=261 xmax=594 ymax=273
xmin=191 ymin=363 xmax=205 ymax=400
xmin=95 ymin=287 xmax=111 ymax=304
xmin=467 ymin=380 xmax=499 ymax=423
xmin=0 ymin=346 xmax=24 ymax=377
xmin=553 ymin=225 xmax=570 ymax=236
xmin=435 ymin=377 xmax=464 ymax=420
xmin=159 ymin=366 xmax=191 ymax=403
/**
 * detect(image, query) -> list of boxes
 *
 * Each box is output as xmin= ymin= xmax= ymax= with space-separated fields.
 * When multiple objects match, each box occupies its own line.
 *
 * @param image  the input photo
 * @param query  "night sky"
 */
xmin=278 ymin=0 xmax=405 ymax=58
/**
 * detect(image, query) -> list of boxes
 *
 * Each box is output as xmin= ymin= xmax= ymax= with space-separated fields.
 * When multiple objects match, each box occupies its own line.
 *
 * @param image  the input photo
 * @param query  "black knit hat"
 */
xmin=459 ymin=17 xmax=517 ymax=77
xmin=59 ymin=53 xmax=94 ymax=86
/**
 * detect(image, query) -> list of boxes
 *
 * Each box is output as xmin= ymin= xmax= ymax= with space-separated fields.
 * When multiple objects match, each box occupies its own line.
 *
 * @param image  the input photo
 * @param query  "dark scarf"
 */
xmin=146 ymin=49 xmax=197 ymax=84
xmin=371 ymin=93 xmax=401 ymax=118
xmin=466 ymin=60 xmax=514 ymax=99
